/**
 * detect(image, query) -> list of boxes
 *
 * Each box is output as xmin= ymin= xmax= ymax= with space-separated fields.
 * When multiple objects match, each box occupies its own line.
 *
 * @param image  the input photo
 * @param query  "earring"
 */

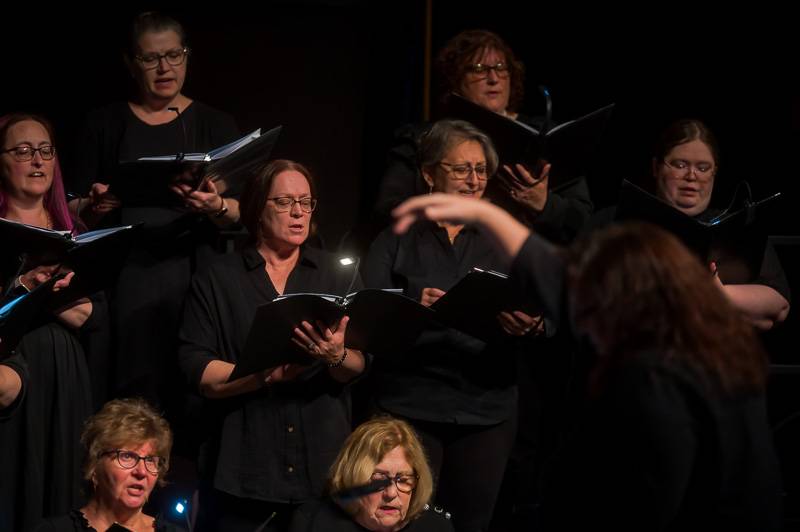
xmin=428 ymin=184 xmax=433 ymax=194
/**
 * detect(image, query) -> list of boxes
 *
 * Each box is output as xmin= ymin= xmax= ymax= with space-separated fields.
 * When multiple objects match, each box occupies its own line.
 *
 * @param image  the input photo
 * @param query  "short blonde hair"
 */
xmin=328 ymin=416 xmax=434 ymax=523
xmin=81 ymin=398 xmax=173 ymax=488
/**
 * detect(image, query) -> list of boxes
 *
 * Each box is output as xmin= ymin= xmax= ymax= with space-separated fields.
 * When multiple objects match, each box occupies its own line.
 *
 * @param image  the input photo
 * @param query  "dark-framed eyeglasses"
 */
xmin=100 ymin=449 xmax=165 ymax=474
xmin=2 ymin=145 xmax=56 ymax=162
xmin=661 ymin=158 xmax=715 ymax=181
xmin=267 ymin=196 xmax=317 ymax=213
xmin=439 ymin=161 xmax=489 ymax=181
xmin=465 ymin=62 xmax=509 ymax=79
xmin=135 ymin=47 xmax=190 ymax=69
xmin=371 ymin=472 xmax=418 ymax=494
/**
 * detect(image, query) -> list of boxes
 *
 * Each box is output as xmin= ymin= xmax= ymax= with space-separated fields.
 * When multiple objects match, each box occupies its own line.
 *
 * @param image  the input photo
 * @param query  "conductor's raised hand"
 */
xmin=392 ymin=193 xmax=491 ymax=234
xmin=291 ymin=316 xmax=350 ymax=366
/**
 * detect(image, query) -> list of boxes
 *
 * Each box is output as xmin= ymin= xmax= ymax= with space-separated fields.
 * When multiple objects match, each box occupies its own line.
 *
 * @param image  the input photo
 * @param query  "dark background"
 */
xmin=2 ymin=1 xmax=796 ymax=245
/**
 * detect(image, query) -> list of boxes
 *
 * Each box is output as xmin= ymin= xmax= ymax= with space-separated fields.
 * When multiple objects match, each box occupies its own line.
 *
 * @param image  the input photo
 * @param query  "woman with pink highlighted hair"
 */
xmin=0 ymin=113 xmax=100 ymax=531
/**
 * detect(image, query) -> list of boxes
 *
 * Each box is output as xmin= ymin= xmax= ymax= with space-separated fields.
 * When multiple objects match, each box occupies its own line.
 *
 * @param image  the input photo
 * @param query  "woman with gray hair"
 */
xmin=362 ymin=119 xmax=536 ymax=532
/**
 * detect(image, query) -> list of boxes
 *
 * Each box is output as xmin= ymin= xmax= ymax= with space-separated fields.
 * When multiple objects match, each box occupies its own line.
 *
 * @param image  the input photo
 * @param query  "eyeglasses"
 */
xmin=135 ymin=47 xmax=190 ymax=69
xmin=100 ymin=449 xmax=165 ymax=475
xmin=662 ymin=158 xmax=715 ymax=181
xmin=465 ymin=62 xmax=509 ymax=79
xmin=267 ymin=196 xmax=317 ymax=213
xmin=439 ymin=161 xmax=490 ymax=181
xmin=371 ymin=472 xmax=418 ymax=494
xmin=2 ymin=145 xmax=56 ymax=162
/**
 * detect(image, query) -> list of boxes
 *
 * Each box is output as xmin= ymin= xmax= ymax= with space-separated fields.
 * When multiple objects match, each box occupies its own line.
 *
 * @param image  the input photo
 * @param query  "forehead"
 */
xmin=5 ymin=120 xmax=51 ymax=146
xmin=667 ymin=139 xmax=715 ymax=163
xmin=269 ymin=169 xmax=311 ymax=196
xmin=375 ymin=445 xmax=412 ymax=471
xmin=124 ymin=440 xmax=157 ymax=455
xmin=138 ymin=30 xmax=182 ymax=52
xmin=471 ymin=46 xmax=505 ymax=64
xmin=444 ymin=139 xmax=485 ymax=161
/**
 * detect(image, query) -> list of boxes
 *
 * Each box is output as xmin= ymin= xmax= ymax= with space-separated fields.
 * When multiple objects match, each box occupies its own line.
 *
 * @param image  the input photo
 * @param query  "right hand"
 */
xmin=19 ymin=264 xmax=62 ymax=291
xmin=88 ymin=182 xmax=121 ymax=214
xmin=393 ymin=193 xmax=491 ymax=234
xmin=420 ymin=287 xmax=446 ymax=307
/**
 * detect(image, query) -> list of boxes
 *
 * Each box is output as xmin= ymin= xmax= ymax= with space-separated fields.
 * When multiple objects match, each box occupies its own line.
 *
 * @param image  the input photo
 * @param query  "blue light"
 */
xmin=175 ymin=501 xmax=185 ymax=514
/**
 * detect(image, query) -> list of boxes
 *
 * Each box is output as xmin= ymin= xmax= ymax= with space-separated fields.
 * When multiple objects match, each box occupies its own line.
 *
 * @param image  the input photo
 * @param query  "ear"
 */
xmin=421 ymin=166 xmax=435 ymax=189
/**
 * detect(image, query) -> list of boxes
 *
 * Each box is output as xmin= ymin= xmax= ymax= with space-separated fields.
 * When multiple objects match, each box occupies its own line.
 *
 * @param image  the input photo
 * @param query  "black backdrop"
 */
xmin=1 ymin=1 xmax=795 ymax=245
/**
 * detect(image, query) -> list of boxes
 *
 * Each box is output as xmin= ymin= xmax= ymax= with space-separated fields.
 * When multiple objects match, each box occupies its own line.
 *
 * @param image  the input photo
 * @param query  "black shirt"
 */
xmin=178 ymin=245 xmax=363 ymax=503
xmin=363 ymin=221 xmax=523 ymax=425
xmin=289 ymin=499 xmax=454 ymax=532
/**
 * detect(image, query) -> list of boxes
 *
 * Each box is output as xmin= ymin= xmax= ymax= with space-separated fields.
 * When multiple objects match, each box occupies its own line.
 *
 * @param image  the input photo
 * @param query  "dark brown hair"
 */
xmin=435 ymin=29 xmax=525 ymax=112
xmin=568 ymin=222 xmax=766 ymax=395
xmin=126 ymin=11 xmax=187 ymax=59
xmin=239 ymin=159 xmax=317 ymax=244
xmin=653 ymin=118 xmax=720 ymax=167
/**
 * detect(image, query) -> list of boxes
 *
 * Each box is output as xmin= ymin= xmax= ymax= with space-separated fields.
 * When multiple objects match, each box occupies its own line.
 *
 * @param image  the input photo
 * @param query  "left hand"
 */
xmin=497 ymin=310 xmax=544 ymax=336
xmin=171 ymin=178 xmax=225 ymax=215
xmin=291 ymin=316 xmax=349 ymax=365
xmin=498 ymin=162 xmax=551 ymax=213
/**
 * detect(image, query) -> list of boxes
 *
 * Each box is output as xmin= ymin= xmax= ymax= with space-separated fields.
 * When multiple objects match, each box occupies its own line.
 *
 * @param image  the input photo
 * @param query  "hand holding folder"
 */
xmin=113 ymin=125 xmax=282 ymax=207
xmin=445 ymin=93 xmax=614 ymax=189
xmin=615 ymin=180 xmax=781 ymax=284
xmin=228 ymin=289 xmax=435 ymax=382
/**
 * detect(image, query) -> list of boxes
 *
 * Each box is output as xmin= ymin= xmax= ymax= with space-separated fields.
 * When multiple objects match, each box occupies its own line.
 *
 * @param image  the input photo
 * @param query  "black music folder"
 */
xmin=114 ymin=125 xmax=282 ymax=206
xmin=445 ymin=94 xmax=614 ymax=189
xmin=615 ymin=180 xmax=781 ymax=283
xmin=0 ymin=218 xmax=138 ymax=306
xmin=431 ymin=267 xmax=539 ymax=342
xmin=228 ymin=289 xmax=435 ymax=381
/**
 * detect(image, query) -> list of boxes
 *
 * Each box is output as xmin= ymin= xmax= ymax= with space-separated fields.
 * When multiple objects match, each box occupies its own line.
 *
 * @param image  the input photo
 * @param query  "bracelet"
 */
xmin=16 ymin=276 xmax=31 ymax=293
xmin=213 ymin=197 xmax=228 ymax=218
xmin=328 ymin=348 xmax=348 ymax=368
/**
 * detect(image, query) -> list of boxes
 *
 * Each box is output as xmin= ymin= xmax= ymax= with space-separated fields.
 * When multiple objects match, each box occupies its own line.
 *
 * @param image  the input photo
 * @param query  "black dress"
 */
xmin=68 ymin=101 xmax=240 ymax=409
xmin=0 ymin=314 xmax=98 ymax=531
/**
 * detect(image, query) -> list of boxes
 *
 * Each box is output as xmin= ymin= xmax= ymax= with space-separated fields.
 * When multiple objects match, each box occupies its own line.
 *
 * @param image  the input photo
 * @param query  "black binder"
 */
xmin=228 ymin=289 xmax=435 ymax=381
xmin=113 ymin=125 xmax=282 ymax=206
xmin=445 ymin=94 xmax=614 ymax=189
xmin=615 ymin=180 xmax=781 ymax=283
xmin=431 ymin=267 xmax=539 ymax=342
xmin=0 ymin=218 xmax=138 ymax=306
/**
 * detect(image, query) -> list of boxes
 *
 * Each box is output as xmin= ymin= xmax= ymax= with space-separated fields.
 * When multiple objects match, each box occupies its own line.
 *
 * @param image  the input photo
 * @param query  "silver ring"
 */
xmin=307 ymin=343 xmax=316 ymax=352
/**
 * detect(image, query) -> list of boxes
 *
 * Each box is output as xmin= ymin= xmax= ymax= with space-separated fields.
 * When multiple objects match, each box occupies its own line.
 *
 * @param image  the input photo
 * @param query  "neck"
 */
xmin=258 ymin=240 xmax=301 ymax=269
xmin=135 ymin=93 xmax=189 ymax=115
xmin=83 ymin=497 xmax=147 ymax=531
xmin=5 ymin=198 xmax=49 ymax=227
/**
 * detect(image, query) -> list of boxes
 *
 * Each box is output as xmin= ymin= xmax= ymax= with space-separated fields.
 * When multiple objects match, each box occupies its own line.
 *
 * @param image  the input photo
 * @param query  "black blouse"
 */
xmin=178 ymin=245 xmax=363 ymax=503
xmin=363 ymin=221 xmax=528 ymax=425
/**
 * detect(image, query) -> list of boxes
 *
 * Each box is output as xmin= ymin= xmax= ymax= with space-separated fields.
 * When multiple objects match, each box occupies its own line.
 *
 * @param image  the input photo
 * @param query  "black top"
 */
xmin=178 ymin=245 xmax=363 ymax=503
xmin=363 ymin=221 xmax=524 ymax=425
xmin=69 ymin=100 xmax=240 ymax=236
xmin=33 ymin=509 xmax=185 ymax=531
xmin=509 ymin=234 xmax=783 ymax=531
xmin=288 ymin=499 xmax=454 ymax=532
xmin=590 ymin=205 xmax=791 ymax=301
xmin=374 ymin=116 xmax=593 ymax=244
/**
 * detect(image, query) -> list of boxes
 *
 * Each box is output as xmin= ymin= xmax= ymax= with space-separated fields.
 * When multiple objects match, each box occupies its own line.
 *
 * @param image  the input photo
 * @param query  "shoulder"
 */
xmin=31 ymin=509 xmax=89 ymax=531
xmin=193 ymin=249 xmax=252 ymax=284
xmin=289 ymin=499 xmax=355 ymax=531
